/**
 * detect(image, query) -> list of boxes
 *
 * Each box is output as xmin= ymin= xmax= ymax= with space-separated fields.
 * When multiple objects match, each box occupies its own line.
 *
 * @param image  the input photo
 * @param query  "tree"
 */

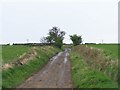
xmin=54 ymin=37 xmax=63 ymax=49
xmin=46 ymin=26 xmax=65 ymax=48
xmin=40 ymin=36 xmax=47 ymax=43
xmin=46 ymin=36 xmax=52 ymax=43
xmin=70 ymin=34 xmax=82 ymax=46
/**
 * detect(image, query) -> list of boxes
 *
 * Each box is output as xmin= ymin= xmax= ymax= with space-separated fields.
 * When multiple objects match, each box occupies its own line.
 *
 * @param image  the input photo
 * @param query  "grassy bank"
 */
xmin=70 ymin=51 xmax=118 ymax=88
xmin=70 ymin=44 xmax=118 ymax=88
xmin=73 ymin=45 xmax=118 ymax=82
xmin=2 ymin=46 xmax=60 ymax=88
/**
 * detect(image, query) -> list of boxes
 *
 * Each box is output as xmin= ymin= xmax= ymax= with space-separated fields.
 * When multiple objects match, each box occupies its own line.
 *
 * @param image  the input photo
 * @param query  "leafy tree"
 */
xmin=70 ymin=34 xmax=82 ymax=46
xmin=46 ymin=36 xmax=52 ymax=43
xmin=46 ymin=26 xmax=65 ymax=48
xmin=54 ymin=37 xmax=63 ymax=49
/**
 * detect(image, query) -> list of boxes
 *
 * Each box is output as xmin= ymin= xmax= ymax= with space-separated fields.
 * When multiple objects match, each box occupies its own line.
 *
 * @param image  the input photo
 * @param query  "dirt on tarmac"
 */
xmin=18 ymin=49 xmax=73 ymax=88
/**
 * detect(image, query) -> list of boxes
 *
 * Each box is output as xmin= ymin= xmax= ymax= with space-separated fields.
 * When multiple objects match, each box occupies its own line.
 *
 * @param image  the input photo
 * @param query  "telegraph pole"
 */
xmin=102 ymin=40 xmax=103 ymax=44
xmin=26 ymin=39 xmax=29 ymax=43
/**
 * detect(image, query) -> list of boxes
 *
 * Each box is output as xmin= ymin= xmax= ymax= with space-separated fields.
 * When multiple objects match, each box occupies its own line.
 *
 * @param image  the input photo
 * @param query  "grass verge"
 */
xmin=70 ymin=52 xmax=118 ymax=88
xmin=73 ymin=45 xmax=118 ymax=82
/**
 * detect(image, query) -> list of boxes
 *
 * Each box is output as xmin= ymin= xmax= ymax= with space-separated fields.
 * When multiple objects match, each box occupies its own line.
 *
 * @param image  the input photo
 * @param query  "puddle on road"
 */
xmin=40 ymin=51 xmax=63 ymax=77
xmin=64 ymin=57 xmax=67 ymax=64
xmin=50 ymin=52 xmax=63 ymax=65
xmin=64 ymin=51 xmax=69 ymax=64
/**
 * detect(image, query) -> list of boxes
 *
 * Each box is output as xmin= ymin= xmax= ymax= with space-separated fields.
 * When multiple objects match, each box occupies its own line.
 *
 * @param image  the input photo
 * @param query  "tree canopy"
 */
xmin=70 ymin=34 xmax=82 ymax=46
xmin=45 ymin=26 xmax=65 ymax=48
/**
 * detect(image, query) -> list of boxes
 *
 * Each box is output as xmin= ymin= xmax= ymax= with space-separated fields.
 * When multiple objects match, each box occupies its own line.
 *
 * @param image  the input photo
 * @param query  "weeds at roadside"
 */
xmin=70 ymin=52 xmax=118 ymax=88
xmin=73 ymin=45 xmax=118 ymax=82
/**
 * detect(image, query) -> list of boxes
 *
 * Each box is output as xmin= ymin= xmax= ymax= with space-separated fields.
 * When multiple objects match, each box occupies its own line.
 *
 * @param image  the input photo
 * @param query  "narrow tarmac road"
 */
xmin=18 ymin=49 xmax=72 ymax=88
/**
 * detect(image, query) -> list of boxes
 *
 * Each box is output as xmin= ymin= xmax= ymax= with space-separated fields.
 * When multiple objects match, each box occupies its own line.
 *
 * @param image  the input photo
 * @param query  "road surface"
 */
xmin=18 ymin=49 xmax=72 ymax=88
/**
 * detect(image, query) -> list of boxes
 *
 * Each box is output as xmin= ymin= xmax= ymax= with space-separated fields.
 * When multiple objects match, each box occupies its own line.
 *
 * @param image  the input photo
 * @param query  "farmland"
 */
xmin=2 ymin=45 xmax=30 ymax=64
xmin=87 ymin=44 xmax=118 ymax=59
xmin=70 ymin=44 xmax=118 ymax=88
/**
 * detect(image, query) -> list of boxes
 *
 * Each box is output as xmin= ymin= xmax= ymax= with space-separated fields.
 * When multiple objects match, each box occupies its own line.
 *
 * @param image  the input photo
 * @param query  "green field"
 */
xmin=70 ymin=44 xmax=118 ymax=88
xmin=87 ymin=44 xmax=118 ymax=60
xmin=2 ymin=45 xmax=30 ymax=64
xmin=2 ymin=45 xmax=60 ymax=88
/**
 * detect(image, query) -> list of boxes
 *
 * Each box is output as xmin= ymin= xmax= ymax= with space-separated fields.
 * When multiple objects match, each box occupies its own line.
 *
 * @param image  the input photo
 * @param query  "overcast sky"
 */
xmin=0 ymin=0 xmax=118 ymax=44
